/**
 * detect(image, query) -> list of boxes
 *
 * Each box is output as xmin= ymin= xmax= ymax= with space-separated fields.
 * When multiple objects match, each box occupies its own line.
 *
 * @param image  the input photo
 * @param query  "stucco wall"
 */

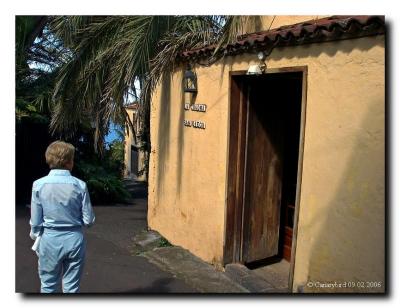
xmin=260 ymin=15 xmax=330 ymax=32
xmin=239 ymin=15 xmax=331 ymax=34
xmin=287 ymin=37 xmax=385 ymax=293
xmin=148 ymin=66 xmax=230 ymax=265
xmin=149 ymin=34 xmax=385 ymax=291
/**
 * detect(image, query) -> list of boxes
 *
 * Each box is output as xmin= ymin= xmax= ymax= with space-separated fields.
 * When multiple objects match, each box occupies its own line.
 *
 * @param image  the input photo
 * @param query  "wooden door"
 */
xmin=242 ymin=78 xmax=284 ymax=263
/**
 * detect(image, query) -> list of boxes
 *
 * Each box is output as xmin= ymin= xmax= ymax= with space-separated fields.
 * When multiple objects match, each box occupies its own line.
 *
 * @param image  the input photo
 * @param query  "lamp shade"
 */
xmin=246 ymin=64 xmax=263 ymax=75
xmin=183 ymin=67 xmax=197 ymax=93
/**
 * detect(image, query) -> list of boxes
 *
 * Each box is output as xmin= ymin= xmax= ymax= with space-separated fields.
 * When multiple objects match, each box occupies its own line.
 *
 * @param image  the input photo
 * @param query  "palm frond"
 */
xmin=48 ymin=15 xmax=263 ymax=154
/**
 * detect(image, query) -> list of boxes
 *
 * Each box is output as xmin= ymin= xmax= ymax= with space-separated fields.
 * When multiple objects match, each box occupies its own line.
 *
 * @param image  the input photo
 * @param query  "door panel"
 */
xmin=242 ymin=79 xmax=284 ymax=263
xmin=225 ymin=77 xmax=248 ymax=264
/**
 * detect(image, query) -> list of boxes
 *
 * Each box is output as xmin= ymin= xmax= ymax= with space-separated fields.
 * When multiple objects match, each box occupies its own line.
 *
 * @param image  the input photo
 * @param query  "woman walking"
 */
xmin=30 ymin=141 xmax=95 ymax=293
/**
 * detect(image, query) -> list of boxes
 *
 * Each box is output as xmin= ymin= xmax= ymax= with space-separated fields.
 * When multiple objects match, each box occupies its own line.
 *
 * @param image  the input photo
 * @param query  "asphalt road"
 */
xmin=15 ymin=182 xmax=196 ymax=294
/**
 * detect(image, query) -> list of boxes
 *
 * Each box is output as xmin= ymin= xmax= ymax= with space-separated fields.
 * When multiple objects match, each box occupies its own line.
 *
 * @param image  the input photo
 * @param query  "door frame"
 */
xmin=223 ymin=66 xmax=308 ymax=292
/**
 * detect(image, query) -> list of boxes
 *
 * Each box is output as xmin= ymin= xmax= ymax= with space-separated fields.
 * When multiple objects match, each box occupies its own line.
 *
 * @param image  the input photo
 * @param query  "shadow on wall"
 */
xmin=298 ymin=100 xmax=385 ymax=293
xmin=176 ymin=74 xmax=185 ymax=196
xmin=156 ymin=73 xmax=171 ymax=199
xmin=219 ymin=52 xmax=234 ymax=88
xmin=156 ymin=70 xmax=186 ymax=199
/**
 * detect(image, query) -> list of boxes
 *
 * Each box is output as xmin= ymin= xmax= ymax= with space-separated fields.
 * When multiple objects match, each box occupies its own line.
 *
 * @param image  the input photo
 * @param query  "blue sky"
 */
xmin=105 ymin=122 xmax=123 ymax=146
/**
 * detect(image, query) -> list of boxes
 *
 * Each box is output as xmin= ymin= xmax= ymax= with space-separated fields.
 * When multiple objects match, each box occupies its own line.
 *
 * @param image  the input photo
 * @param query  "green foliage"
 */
xmin=16 ymin=16 xmax=60 ymax=126
xmin=108 ymin=139 xmax=125 ymax=175
xmin=16 ymin=16 xmax=46 ymax=73
xmin=74 ymin=158 xmax=131 ymax=205
xmin=72 ymin=125 xmax=130 ymax=205
xmin=16 ymin=98 xmax=49 ymax=124
xmin=158 ymin=237 xmax=172 ymax=247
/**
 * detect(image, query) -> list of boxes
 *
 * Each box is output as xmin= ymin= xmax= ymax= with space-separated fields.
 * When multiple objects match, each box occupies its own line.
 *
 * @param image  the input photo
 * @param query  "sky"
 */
xmin=105 ymin=122 xmax=123 ymax=145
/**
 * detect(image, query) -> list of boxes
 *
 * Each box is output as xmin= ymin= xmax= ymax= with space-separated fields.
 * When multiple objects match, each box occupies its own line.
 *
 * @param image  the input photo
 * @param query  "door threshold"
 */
xmin=249 ymin=258 xmax=290 ymax=291
xmin=224 ymin=262 xmax=289 ymax=293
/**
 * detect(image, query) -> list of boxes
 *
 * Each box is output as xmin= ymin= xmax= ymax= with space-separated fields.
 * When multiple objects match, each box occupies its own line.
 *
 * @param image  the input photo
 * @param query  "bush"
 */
xmin=73 ymin=137 xmax=131 ymax=205
xmin=158 ymin=237 xmax=173 ymax=247
xmin=107 ymin=139 xmax=125 ymax=176
xmin=74 ymin=160 xmax=131 ymax=204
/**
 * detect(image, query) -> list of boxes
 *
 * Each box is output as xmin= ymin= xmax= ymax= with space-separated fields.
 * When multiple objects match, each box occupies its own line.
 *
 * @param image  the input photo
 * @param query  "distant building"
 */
xmin=123 ymin=102 xmax=147 ymax=182
xmin=148 ymin=16 xmax=385 ymax=292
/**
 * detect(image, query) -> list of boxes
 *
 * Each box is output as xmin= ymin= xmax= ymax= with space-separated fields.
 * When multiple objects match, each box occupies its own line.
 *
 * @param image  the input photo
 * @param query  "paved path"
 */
xmin=15 ymin=181 xmax=195 ymax=293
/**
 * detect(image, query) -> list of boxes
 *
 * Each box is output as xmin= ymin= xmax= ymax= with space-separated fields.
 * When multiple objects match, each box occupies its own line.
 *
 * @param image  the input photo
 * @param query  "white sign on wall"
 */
xmin=184 ymin=103 xmax=207 ymax=129
xmin=184 ymin=103 xmax=207 ymax=112
xmin=183 ymin=119 xmax=206 ymax=129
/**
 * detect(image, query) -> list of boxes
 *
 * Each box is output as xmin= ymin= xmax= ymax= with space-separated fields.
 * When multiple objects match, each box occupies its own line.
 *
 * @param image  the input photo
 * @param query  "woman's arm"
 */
xmin=29 ymin=183 xmax=43 ymax=240
xmin=82 ymin=184 xmax=95 ymax=227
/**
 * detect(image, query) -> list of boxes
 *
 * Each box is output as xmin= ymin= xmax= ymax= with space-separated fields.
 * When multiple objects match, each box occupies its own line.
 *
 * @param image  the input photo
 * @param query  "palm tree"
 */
xmin=16 ymin=16 xmax=71 ymax=121
xmin=47 ymin=15 xmax=262 ymax=155
xmin=16 ymin=16 xmax=48 ymax=75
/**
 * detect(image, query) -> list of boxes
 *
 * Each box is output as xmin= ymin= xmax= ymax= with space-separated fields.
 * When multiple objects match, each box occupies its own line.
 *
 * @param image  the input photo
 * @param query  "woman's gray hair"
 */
xmin=45 ymin=141 xmax=75 ymax=169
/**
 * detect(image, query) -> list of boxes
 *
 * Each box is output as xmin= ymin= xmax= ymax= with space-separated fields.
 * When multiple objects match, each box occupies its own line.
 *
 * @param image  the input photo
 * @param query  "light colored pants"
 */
xmin=38 ymin=227 xmax=85 ymax=293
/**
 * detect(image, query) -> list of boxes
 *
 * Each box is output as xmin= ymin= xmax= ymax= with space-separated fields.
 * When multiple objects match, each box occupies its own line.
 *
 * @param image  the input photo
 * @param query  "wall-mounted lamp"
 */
xmin=183 ymin=65 xmax=198 ymax=93
xmin=246 ymin=51 xmax=267 ymax=75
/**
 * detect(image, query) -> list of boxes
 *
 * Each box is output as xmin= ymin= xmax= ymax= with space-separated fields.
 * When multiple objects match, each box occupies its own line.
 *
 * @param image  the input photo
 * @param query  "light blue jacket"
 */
xmin=30 ymin=169 xmax=95 ymax=239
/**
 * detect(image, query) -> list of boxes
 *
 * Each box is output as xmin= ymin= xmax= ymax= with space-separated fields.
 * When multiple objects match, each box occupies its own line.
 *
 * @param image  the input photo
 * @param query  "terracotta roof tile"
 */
xmin=179 ymin=15 xmax=385 ymax=60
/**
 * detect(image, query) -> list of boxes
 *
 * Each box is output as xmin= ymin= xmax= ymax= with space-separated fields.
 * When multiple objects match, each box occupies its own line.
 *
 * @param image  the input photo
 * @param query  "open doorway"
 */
xmin=130 ymin=145 xmax=139 ymax=179
xmin=224 ymin=67 xmax=307 ymax=291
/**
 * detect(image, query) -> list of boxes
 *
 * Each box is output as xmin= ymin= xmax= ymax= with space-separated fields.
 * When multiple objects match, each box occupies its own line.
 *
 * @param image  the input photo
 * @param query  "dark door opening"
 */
xmin=130 ymin=145 xmax=138 ymax=178
xmin=243 ymin=72 xmax=302 ymax=265
xmin=225 ymin=68 xmax=305 ymax=276
xmin=278 ymin=74 xmax=303 ymax=263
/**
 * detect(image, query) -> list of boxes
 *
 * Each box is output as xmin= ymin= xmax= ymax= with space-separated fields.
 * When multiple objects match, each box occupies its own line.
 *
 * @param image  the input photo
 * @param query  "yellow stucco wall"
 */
xmin=148 ymin=23 xmax=385 ymax=291
xmin=259 ymin=15 xmax=331 ymax=32
xmin=237 ymin=16 xmax=331 ymax=34
xmin=289 ymin=37 xmax=385 ymax=293
xmin=148 ymin=67 xmax=229 ymax=265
